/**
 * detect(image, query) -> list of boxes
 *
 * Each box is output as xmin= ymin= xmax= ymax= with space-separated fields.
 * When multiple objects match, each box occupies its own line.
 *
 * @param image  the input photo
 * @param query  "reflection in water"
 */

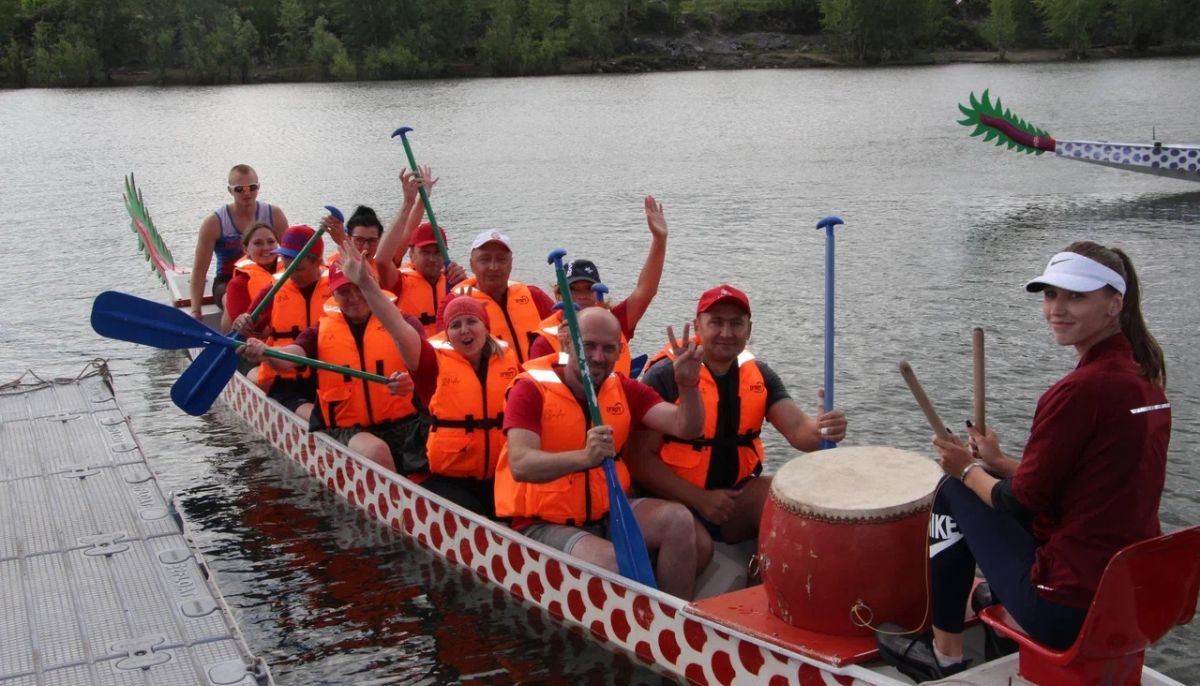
xmin=180 ymin=449 xmax=667 ymax=684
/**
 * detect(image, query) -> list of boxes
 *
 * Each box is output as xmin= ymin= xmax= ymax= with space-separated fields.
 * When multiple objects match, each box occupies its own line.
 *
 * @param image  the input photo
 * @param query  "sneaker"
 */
xmin=971 ymin=582 xmax=1019 ymax=660
xmin=875 ymin=623 xmax=970 ymax=682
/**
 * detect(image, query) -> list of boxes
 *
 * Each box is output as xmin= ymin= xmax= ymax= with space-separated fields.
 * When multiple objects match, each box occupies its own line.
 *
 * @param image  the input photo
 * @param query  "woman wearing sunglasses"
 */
xmin=190 ymin=164 xmax=288 ymax=319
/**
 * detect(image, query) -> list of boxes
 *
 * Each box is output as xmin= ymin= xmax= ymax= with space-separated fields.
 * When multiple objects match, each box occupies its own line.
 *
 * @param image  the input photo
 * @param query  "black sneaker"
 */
xmin=971 ymin=582 xmax=1019 ymax=660
xmin=875 ymin=623 xmax=970 ymax=683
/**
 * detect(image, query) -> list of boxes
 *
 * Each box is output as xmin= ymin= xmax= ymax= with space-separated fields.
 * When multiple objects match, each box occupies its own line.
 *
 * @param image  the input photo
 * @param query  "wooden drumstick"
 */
xmin=973 ymin=327 xmax=986 ymax=435
xmin=899 ymin=360 xmax=950 ymax=436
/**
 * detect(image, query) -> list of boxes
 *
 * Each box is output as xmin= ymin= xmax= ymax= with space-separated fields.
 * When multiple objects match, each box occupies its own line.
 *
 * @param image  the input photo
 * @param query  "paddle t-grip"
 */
xmin=547 ymin=248 xmax=568 ymax=270
xmin=591 ymin=283 xmax=609 ymax=304
xmin=324 ymin=205 xmax=344 ymax=222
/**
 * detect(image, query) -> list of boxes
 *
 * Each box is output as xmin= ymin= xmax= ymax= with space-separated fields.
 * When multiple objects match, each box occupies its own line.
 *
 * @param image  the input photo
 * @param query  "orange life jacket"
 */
xmin=656 ymin=346 xmax=766 ymax=489
xmin=398 ymin=266 xmax=446 ymax=338
xmin=494 ymin=357 xmax=632 ymax=525
xmin=257 ymin=274 xmax=331 ymax=389
xmin=314 ymin=296 xmax=417 ymax=429
xmin=532 ymin=310 xmax=633 ymax=377
xmin=425 ymin=337 xmax=520 ymax=479
xmin=233 ymin=256 xmax=281 ymax=308
xmin=452 ymin=279 xmax=543 ymax=363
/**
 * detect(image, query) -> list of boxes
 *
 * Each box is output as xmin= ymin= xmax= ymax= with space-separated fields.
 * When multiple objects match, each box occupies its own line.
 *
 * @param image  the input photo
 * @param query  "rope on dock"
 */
xmin=0 ymin=358 xmax=112 ymax=393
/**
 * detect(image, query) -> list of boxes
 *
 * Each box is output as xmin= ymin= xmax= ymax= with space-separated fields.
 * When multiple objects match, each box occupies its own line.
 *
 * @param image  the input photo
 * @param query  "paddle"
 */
xmin=547 ymin=248 xmax=657 ymax=589
xmin=972 ymin=327 xmax=986 ymax=434
xmin=92 ymin=292 xmax=391 ymax=380
xmin=391 ymin=127 xmax=452 ymax=273
xmin=816 ymin=215 xmax=844 ymax=449
xmin=171 ymin=208 xmax=341 ymax=415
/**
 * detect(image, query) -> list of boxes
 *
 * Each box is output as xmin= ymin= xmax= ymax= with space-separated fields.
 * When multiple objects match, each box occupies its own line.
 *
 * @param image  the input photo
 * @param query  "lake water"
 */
xmin=1 ymin=58 xmax=1198 ymax=683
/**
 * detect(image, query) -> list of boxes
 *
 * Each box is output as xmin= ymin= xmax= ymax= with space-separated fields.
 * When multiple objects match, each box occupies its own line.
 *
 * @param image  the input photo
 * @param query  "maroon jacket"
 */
xmin=1013 ymin=333 xmax=1170 ymax=608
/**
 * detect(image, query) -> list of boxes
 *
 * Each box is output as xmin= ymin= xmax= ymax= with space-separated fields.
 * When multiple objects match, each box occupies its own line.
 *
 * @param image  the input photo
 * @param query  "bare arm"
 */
xmin=766 ymin=389 xmax=848 ymax=452
xmin=622 ymin=195 xmax=668 ymax=330
xmin=626 ymin=430 xmax=705 ymax=507
xmin=339 ymin=245 xmax=423 ymax=370
xmin=506 ymin=427 xmax=605 ymax=484
xmin=189 ymin=216 xmax=219 ymax=318
xmin=270 ymin=205 xmax=289 ymax=237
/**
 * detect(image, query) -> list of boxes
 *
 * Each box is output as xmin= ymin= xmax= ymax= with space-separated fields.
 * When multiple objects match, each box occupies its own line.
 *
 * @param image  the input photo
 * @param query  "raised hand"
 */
xmin=337 ymin=244 xmax=374 ymax=287
xmin=321 ymin=212 xmax=346 ymax=246
xmin=416 ymin=164 xmax=438 ymax=194
xmin=645 ymin=195 xmax=668 ymax=240
xmin=400 ymin=168 xmax=420 ymax=205
xmin=668 ymin=323 xmax=703 ymax=389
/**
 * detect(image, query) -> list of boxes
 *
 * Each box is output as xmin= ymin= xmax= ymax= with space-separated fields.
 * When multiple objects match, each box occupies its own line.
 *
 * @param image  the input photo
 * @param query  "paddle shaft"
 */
xmin=973 ymin=327 xmax=986 ymax=435
xmin=899 ymin=361 xmax=950 ymax=437
xmin=817 ymin=217 xmax=844 ymax=449
xmin=552 ymin=266 xmax=604 ymax=427
xmin=243 ymin=225 xmax=329 ymax=332
xmin=257 ymin=346 xmax=391 ymax=384
xmin=395 ymin=131 xmax=451 ymax=266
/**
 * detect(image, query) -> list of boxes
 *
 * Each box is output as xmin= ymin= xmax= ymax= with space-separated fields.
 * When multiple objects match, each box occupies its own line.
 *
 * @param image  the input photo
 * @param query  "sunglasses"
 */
xmin=230 ymin=184 xmax=260 ymax=193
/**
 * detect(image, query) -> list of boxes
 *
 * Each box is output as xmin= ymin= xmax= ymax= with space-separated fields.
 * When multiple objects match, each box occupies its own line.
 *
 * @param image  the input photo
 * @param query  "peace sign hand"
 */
xmin=668 ymin=323 xmax=703 ymax=389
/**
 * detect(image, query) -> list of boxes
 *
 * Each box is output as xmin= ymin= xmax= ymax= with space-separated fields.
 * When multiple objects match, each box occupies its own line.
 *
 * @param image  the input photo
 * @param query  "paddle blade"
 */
xmin=602 ymin=459 xmax=657 ymax=588
xmin=171 ymin=345 xmax=240 ymax=416
xmin=628 ymin=354 xmax=649 ymax=380
xmin=91 ymin=291 xmax=231 ymax=350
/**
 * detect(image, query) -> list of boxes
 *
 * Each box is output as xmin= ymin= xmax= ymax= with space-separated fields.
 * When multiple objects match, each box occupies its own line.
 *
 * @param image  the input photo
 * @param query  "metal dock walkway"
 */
xmin=0 ymin=362 xmax=272 ymax=686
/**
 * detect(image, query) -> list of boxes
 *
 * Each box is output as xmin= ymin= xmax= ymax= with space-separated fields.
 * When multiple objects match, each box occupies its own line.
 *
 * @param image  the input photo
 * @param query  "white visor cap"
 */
xmin=1025 ymin=252 xmax=1126 ymax=295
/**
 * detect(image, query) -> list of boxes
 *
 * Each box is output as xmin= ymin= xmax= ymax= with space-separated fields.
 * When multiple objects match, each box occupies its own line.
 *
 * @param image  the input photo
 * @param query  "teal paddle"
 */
xmin=391 ymin=127 xmax=452 ymax=280
xmin=172 ymin=208 xmax=339 ymax=414
xmin=547 ymin=248 xmax=656 ymax=589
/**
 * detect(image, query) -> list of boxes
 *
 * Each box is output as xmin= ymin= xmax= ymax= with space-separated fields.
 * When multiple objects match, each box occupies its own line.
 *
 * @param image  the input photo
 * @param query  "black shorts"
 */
xmin=212 ymin=272 xmax=232 ymax=311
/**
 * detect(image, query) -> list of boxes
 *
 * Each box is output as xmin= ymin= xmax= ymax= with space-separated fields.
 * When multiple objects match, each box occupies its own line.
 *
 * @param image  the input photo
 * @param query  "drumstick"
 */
xmin=899 ymin=360 xmax=950 ymax=436
xmin=972 ymin=327 xmax=986 ymax=435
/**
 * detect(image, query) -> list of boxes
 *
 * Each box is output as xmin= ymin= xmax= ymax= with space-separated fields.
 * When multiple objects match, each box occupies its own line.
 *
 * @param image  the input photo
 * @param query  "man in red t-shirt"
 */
xmin=497 ymin=308 xmax=710 ymax=599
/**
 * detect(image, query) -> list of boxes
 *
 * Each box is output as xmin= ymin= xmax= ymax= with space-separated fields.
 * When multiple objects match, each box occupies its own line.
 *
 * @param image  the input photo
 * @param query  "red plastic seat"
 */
xmin=979 ymin=525 xmax=1200 ymax=686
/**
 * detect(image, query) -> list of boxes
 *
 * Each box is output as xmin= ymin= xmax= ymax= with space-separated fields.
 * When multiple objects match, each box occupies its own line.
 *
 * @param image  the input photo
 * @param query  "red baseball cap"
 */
xmin=327 ymin=262 xmax=353 ymax=293
xmin=696 ymin=284 xmax=751 ymax=316
xmin=412 ymin=222 xmax=447 ymax=248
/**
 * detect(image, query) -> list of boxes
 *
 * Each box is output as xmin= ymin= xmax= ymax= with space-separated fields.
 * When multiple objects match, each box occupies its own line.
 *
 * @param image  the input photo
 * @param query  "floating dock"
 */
xmin=0 ymin=362 xmax=272 ymax=685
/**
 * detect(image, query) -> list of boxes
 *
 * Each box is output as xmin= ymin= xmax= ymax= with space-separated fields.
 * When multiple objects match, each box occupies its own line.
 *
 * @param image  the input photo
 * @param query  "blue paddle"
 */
xmin=816 ymin=215 xmax=844 ymax=450
xmin=548 ymin=248 xmax=656 ymax=589
xmin=92 ymin=291 xmax=391 ymax=406
xmin=171 ymin=207 xmax=342 ymax=415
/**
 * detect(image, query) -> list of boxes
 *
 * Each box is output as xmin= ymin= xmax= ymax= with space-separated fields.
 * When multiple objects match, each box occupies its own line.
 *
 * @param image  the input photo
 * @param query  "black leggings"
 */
xmin=422 ymin=476 xmax=495 ymax=519
xmin=930 ymin=477 xmax=1086 ymax=650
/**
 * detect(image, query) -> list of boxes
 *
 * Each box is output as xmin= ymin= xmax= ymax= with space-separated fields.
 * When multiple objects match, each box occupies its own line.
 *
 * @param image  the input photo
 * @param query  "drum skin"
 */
xmin=758 ymin=446 xmax=940 ymax=637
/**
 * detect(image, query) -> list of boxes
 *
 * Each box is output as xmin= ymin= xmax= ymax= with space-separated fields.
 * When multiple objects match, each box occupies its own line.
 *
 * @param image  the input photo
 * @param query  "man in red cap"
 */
xmin=240 ymin=261 xmax=428 ymax=474
xmin=394 ymin=222 xmax=467 ymax=336
xmin=191 ymin=164 xmax=288 ymax=319
xmin=233 ymin=224 xmax=330 ymax=418
xmin=628 ymin=284 xmax=849 ymax=545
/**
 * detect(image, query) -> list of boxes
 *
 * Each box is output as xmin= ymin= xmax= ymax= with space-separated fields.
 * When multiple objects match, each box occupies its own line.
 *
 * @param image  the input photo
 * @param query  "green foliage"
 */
xmin=1032 ymin=0 xmax=1104 ymax=57
xmin=1 ymin=0 xmax=1199 ymax=88
xmin=982 ymin=0 xmax=1017 ymax=57
xmin=311 ymin=15 xmax=356 ymax=79
xmin=819 ymin=0 xmax=942 ymax=62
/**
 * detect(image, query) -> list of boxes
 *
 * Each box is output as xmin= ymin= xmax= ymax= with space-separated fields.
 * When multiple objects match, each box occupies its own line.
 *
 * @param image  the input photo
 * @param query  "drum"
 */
xmin=758 ymin=446 xmax=942 ymax=637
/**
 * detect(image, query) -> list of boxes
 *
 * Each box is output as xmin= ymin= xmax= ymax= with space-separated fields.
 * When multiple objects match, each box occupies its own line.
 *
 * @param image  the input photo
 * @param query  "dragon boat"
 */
xmin=120 ymin=173 xmax=1198 ymax=685
xmin=958 ymin=90 xmax=1200 ymax=183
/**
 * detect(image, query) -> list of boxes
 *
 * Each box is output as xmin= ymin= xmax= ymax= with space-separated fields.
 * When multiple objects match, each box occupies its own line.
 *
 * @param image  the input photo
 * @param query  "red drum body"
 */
xmin=759 ymin=446 xmax=942 ymax=637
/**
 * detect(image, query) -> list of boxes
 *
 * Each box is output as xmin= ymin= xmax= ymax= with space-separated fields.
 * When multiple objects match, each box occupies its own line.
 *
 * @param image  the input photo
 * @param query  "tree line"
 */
xmin=1 ymin=0 xmax=1197 ymax=88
